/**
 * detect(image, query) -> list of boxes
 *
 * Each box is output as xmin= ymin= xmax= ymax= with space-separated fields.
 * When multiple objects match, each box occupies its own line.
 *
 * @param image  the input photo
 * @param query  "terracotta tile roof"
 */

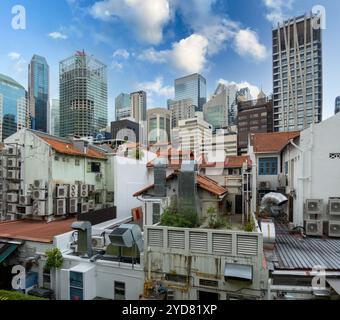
xmin=251 ymin=131 xmax=300 ymax=153
xmin=40 ymin=136 xmax=106 ymax=159
xmin=133 ymin=173 xmax=227 ymax=197
xmin=225 ymin=156 xmax=252 ymax=168
xmin=0 ymin=218 xmax=76 ymax=243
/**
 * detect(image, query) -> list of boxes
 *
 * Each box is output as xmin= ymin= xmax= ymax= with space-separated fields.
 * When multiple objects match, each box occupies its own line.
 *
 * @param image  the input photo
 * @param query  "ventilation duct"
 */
xmin=72 ymin=221 xmax=93 ymax=258
xmin=178 ymin=161 xmax=198 ymax=213
xmin=260 ymin=192 xmax=288 ymax=217
xmin=153 ymin=157 xmax=167 ymax=197
xmin=109 ymin=224 xmax=143 ymax=252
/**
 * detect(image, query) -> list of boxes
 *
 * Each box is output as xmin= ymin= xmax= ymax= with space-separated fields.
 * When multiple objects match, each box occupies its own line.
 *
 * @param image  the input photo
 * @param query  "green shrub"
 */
xmin=44 ymin=248 xmax=63 ymax=273
xmin=160 ymin=207 xmax=198 ymax=228
xmin=243 ymin=220 xmax=255 ymax=232
xmin=0 ymin=290 xmax=47 ymax=300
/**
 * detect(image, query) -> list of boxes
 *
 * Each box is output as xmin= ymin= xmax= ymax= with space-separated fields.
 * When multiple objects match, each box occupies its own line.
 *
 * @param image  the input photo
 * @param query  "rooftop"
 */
xmin=266 ymin=224 xmax=340 ymax=271
xmin=0 ymin=218 xmax=76 ymax=243
xmin=251 ymin=131 xmax=300 ymax=153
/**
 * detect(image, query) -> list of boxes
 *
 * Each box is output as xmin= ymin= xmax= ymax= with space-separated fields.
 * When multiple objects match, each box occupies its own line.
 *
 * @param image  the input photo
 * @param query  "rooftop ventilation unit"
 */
xmin=8 ymin=183 xmax=20 ymax=191
xmin=0 ymin=169 xmax=5 ymax=179
xmin=92 ymin=236 xmax=105 ymax=249
xmin=33 ymin=190 xmax=46 ymax=201
xmin=68 ymin=198 xmax=78 ymax=214
xmin=56 ymin=185 xmax=67 ymax=198
xmin=109 ymin=224 xmax=143 ymax=252
xmin=79 ymin=184 xmax=88 ymax=197
xmin=6 ymin=170 xmax=19 ymax=180
xmin=6 ymin=158 xmax=19 ymax=168
xmin=329 ymin=198 xmax=340 ymax=216
xmin=80 ymin=203 xmax=89 ymax=213
xmin=153 ymin=157 xmax=167 ymax=197
xmin=33 ymin=180 xmax=46 ymax=190
xmin=7 ymin=193 xmax=19 ymax=203
xmin=328 ymin=221 xmax=340 ymax=238
xmin=32 ymin=201 xmax=46 ymax=216
xmin=71 ymin=221 xmax=93 ymax=258
xmin=68 ymin=184 xmax=78 ymax=198
xmin=5 ymin=214 xmax=15 ymax=221
xmin=7 ymin=147 xmax=18 ymax=156
xmin=178 ymin=161 xmax=197 ymax=213
xmin=0 ymin=157 xmax=6 ymax=167
xmin=56 ymin=199 xmax=66 ymax=216
xmin=305 ymin=220 xmax=323 ymax=237
xmin=88 ymin=200 xmax=95 ymax=210
xmin=19 ymin=195 xmax=31 ymax=206
xmin=7 ymin=203 xmax=17 ymax=214
xmin=17 ymin=205 xmax=32 ymax=216
xmin=306 ymin=199 xmax=323 ymax=215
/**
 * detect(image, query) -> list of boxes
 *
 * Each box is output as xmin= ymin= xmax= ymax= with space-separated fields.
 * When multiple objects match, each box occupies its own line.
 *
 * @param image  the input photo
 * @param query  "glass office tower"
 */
xmin=28 ymin=55 xmax=49 ymax=133
xmin=0 ymin=74 xmax=28 ymax=141
xmin=272 ymin=13 xmax=323 ymax=132
xmin=335 ymin=96 xmax=340 ymax=115
xmin=115 ymin=93 xmax=131 ymax=121
xmin=175 ymin=73 xmax=207 ymax=112
xmin=59 ymin=51 xmax=108 ymax=137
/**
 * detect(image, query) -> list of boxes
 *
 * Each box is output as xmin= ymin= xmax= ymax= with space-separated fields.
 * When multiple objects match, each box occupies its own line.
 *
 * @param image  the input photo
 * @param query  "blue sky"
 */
xmin=0 ymin=0 xmax=339 ymax=122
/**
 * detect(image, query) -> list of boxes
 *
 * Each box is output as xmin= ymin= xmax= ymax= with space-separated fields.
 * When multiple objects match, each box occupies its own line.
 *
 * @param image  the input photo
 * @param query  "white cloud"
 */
xmin=218 ymin=79 xmax=262 ymax=100
xmin=137 ymin=48 xmax=168 ymax=63
xmin=137 ymin=76 xmax=174 ymax=99
xmin=48 ymin=31 xmax=68 ymax=40
xmin=263 ymin=0 xmax=294 ymax=24
xmin=90 ymin=0 xmax=171 ymax=44
xmin=8 ymin=52 xmax=21 ymax=61
xmin=113 ymin=49 xmax=130 ymax=59
xmin=234 ymin=29 xmax=267 ymax=61
xmin=111 ymin=61 xmax=123 ymax=70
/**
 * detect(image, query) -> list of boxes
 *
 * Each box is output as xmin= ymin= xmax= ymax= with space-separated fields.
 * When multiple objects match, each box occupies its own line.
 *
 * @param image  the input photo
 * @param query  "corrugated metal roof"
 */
xmin=273 ymin=227 xmax=340 ymax=271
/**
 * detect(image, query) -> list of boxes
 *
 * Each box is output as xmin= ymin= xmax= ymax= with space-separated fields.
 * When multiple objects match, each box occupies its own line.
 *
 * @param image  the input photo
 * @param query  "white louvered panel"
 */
xmin=212 ymin=233 xmax=232 ymax=254
xmin=237 ymin=235 xmax=258 ymax=256
xmin=148 ymin=229 xmax=163 ymax=247
xmin=168 ymin=230 xmax=185 ymax=249
xmin=189 ymin=232 xmax=208 ymax=252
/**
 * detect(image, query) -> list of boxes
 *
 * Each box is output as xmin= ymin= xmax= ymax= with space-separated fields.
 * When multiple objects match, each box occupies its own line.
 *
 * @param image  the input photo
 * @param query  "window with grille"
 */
xmin=152 ymin=203 xmax=161 ymax=224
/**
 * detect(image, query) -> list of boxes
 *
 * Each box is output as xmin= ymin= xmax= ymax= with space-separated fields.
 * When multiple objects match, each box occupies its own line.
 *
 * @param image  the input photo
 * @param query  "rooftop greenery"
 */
xmin=0 ymin=290 xmax=47 ymax=301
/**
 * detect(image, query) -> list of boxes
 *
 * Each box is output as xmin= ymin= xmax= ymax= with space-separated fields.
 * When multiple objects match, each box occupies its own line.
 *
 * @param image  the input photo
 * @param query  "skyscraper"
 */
xmin=28 ymin=55 xmax=49 ymax=133
xmin=335 ymin=96 xmax=340 ymax=115
xmin=175 ymin=73 xmax=207 ymax=112
xmin=115 ymin=93 xmax=131 ymax=121
xmin=0 ymin=74 xmax=28 ymax=141
xmin=272 ymin=13 xmax=323 ymax=132
xmin=50 ymin=99 xmax=60 ymax=137
xmin=169 ymin=98 xmax=195 ymax=128
xmin=59 ymin=51 xmax=108 ymax=138
xmin=147 ymin=108 xmax=171 ymax=146
xmin=130 ymin=91 xmax=147 ymax=123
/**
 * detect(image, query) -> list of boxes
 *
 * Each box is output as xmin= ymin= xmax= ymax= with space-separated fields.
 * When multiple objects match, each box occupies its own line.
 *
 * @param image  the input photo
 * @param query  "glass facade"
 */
xmin=115 ymin=93 xmax=131 ymax=121
xmin=0 ymin=74 xmax=28 ymax=141
xmin=335 ymin=96 xmax=340 ymax=115
xmin=147 ymin=108 xmax=171 ymax=145
xmin=28 ymin=55 xmax=49 ymax=133
xmin=175 ymin=73 xmax=207 ymax=112
xmin=50 ymin=99 xmax=60 ymax=137
xmin=59 ymin=51 xmax=108 ymax=137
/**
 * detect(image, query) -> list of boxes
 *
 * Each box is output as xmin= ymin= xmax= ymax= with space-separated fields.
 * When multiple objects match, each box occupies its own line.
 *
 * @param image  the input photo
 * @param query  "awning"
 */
xmin=224 ymin=263 xmax=253 ymax=281
xmin=0 ymin=243 xmax=18 ymax=263
xmin=327 ymin=279 xmax=340 ymax=295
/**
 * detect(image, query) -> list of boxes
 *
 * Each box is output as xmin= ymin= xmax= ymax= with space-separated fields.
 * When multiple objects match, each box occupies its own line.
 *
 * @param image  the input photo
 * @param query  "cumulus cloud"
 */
xmin=263 ymin=0 xmax=294 ymax=24
xmin=90 ymin=0 xmax=170 ymax=44
xmin=218 ymin=79 xmax=262 ymax=100
xmin=7 ymin=52 xmax=26 ymax=76
xmin=48 ymin=31 xmax=68 ymax=40
xmin=8 ymin=52 xmax=21 ymax=61
xmin=234 ymin=29 xmax=267 ymax=61
xmin=113 ymin=49 xmax=130 ymax=59
xmin=137 ymin=76 xmax=174 ymax=98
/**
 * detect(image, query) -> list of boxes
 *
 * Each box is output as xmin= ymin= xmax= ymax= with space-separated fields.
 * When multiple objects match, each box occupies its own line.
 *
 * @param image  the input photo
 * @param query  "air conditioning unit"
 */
xmin=33 ymin=180 xmax=46 ymax=189
xmin=0 ymin=169 xmax=6 ymax=178
xmin=88 ymin=200 xmax=95 ymax=210
xmin=56 ymin=185 xmax=67 ymax=198
xmin=79 ymin=184 xmax=88 ymax=197
xmin=19 ymin=195 xmax=32 ymax=206
xmin=7 ymin=147 xmax=18 ymax=156
xmin=0 ymin=157 xmax=6 ymax=167
xmin=259 ymin=181 xmax=271 ymax=190
xmin=92 ymin=236 xmax=105 ymax=249
xmin=305 ymin=199 xmax=323 ymax=215
xmin=305 ymin=220 xmax=323 ymax=237
xmin=80 ymin=202 xmax=89 ymax=213
xmin=328 ymin=221 xmax=340 ymax=238
xmin=32 ymin=201 xmax=46 ymax=216
xmin=88 ymin=185 xmax=95 ymax=194
xmin=329 ymin=198 xmax=340 ymax=216
xmin=32 ymin=189 xmax=46 ymax=201
xmin=68 ymin=184 xmax=79 ymax=198
xmin=68 ymin=198 xmax=78 ymax=214
xmin=55 ymin=199 xmax=66 ymax=216
xmin=0 ymin=202 xmax=6 ymax=211
xmin=5 ymin=214 xmax=16 ymax=221
xmin=17 ymin=205 xmax=33 ymax=216
xmin=7 ymin=203 xmax=17 ymax=214
xmin=7 ymin=170 xmax=19 ymax=180
xmin=6 ymin=157 xmax=19 ymax=168
xmin=8 ymin=183 xmax=20 ymax=191
xmin=7 ymin=193 xmax=19 ymax=203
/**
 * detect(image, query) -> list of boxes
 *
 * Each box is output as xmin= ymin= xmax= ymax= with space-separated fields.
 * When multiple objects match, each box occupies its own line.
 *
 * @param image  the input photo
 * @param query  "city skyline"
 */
xmin=0 ymin=0 xmax=339 ymax=124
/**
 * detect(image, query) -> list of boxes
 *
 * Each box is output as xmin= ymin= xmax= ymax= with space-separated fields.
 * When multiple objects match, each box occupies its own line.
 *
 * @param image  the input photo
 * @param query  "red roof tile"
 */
xmin=0 ymin=218 xmax=76 ymax=243
xmin=224 ymin=156 xmax=252 ymax=168
xmin=133 ymin=173 xmax=227 ymax=197
xmin=40 ymin=136 xmax=106 ymax=159
xmin=251 ymin=131 xmax=300 ymax=153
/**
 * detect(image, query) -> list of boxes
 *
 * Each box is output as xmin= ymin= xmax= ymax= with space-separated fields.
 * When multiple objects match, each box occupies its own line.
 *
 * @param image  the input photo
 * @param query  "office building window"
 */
xmin=259 ymin=157 xmax=278 ymax=175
